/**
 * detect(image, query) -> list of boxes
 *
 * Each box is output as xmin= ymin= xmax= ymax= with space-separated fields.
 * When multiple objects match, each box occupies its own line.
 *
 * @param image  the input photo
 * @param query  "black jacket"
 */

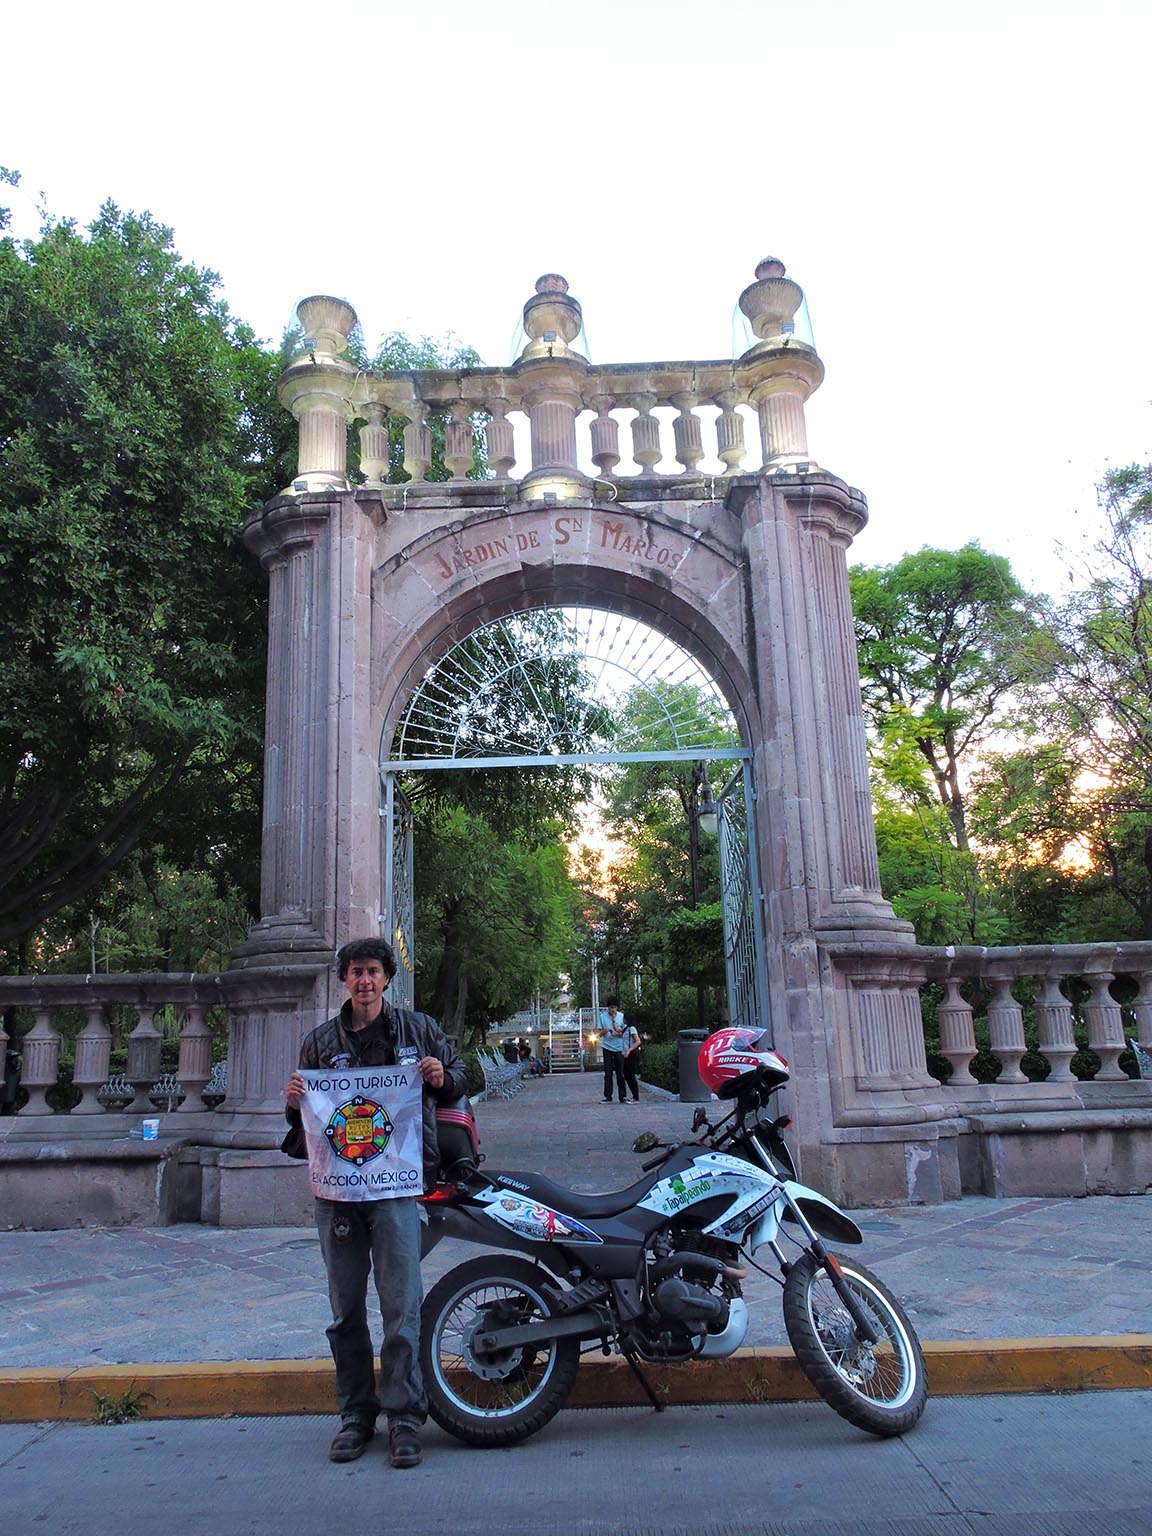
xmin=283 ymin=1000 xmax=469 ymax=1190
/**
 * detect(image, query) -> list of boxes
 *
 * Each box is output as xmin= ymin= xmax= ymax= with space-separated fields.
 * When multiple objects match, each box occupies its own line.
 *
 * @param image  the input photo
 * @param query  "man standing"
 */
xmin=598 ymin=996 xmax=630 ymax=1104
xmin=284 ymin=938 xmax=468 ymax=1469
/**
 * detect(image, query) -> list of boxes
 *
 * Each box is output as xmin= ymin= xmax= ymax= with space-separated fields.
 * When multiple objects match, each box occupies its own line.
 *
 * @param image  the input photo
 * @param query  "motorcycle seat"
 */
xmin=489 ymin=1169 xmax=663 ymax=1220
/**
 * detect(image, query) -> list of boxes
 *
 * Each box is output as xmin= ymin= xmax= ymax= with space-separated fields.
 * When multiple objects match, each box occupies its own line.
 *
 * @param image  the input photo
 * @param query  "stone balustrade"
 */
xmin=0 ymin=973 xmax=228 ymax=1118
xmin=4 ymin=943 xmax=1150 ymax=1122
xmin=915 ymin=941 xmax=1152 ymax=1092
xmin=279 ymin=264 xmax=826 ymax=495
xmin=344 ymin=359 xmax=822 ymax=489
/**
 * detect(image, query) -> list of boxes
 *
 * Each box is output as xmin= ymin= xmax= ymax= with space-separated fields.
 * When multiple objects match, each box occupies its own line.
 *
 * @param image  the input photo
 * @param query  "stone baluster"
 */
xmin=72 ymin=1002 xmax=113 ymax=1113
xmin=1034 ymin=973 xmax=1077 ymax=1082
xmin=671 ymin=392 xmax=704 ymax=476
xmin=936 ymin=976 xmax=977 ymax=1086
xmin=402 ymin=403 xmax=431 ymax=483
xmin=177 ymin=1003 xmax=215 ymax=1111
xmin=589 ymin=395 xmax=620 ymax=478
xmin=1083 ymin=970 xmax=1126 ymax=1080
xmin=986 ymin=975 xmax=1027 ymax=1083
xmin=1128 ymin=967 xmax=1152 ymax=1051
xmin=125 ymin=1004 xmax=164 ymax=1112
xmin=630 ymin=393 xmax=662 ymax=474
xmin=714 ymin=390 xmax=746 ymax=474
xmin=358 ymin=405 xmax=390 ymax=485
xmin=484 ymin=398 xmax=516 ymax=480
xmin=18 ymin=1007 xmax=60 ymax=1116
xmin=444 ymin=403 xmax=475 ymax=480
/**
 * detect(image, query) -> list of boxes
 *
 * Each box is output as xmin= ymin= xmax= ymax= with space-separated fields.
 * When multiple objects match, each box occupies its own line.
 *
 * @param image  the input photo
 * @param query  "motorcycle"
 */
xmin=419 ymin=1026 xmax=927 ymax=1448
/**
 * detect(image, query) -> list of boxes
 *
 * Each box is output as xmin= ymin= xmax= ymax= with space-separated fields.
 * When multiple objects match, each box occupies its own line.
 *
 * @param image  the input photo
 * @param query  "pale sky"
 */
xmin=5 ymin=0 xmax=1149 ymax=596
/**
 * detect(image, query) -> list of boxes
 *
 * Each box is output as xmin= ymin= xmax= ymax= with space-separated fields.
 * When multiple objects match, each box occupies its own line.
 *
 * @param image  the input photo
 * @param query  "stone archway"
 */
xmin=376 ymin=600 xmax=753 ymax=1023
xmin=237 ymin=266 xmax=962 ymax=1206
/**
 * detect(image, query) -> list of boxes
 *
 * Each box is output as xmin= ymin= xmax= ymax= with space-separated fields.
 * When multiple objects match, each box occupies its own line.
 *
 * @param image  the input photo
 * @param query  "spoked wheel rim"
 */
xmin=428 ymin=1272 xmax=564 ymax=1421
xmin=802 ymin=1264 xmax=920 ymax=1409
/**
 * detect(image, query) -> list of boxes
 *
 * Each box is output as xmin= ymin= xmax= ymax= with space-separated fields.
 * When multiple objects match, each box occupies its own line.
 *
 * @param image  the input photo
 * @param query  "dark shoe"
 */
xmin=329 ymin=1421 xmax=374 ymax=1462
xmin=388 ymin=1423 xmax=423 ymax=1469
xmin=600 ymin=1098 xmax=613 ymax=1104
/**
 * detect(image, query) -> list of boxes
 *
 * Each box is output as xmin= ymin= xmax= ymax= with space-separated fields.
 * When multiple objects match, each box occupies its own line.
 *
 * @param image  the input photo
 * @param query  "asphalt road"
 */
xmin=3 ymin=1391 xmax=1150 ymax=1536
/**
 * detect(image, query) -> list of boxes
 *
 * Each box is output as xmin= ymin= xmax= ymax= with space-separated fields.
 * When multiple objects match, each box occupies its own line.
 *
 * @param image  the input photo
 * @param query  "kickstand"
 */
xmin=622 ymin=1349 xmax=664 ymax=1412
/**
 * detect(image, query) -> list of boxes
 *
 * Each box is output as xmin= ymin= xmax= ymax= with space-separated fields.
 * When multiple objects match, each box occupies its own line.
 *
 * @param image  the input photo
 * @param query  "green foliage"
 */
xmin=1030 ymin=465 xmax=1152 ymax=936
xmin=89 ymin=1381 xmax=153 ymax=1425
xmin=413 ymin=802 xmax=575 ymax=1044
xmin=665 ymin=903 xmax=726 ymax=987
xmin=851 ymin=544 xmax=1041 ymax=851
xmin=581 ymin=684 xmax=730 ymax=1033
xmin=637 ymin=1038 xmax=679 ymax=1093
xmin=0 ymin=198 xmax=291 ymax=954
xmin=360 ymin=331 xmax=488 ymax=484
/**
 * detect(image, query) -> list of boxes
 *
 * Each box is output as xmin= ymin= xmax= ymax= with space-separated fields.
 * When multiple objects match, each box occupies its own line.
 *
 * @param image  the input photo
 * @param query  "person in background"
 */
xmin=621 ymin=1016 xmax=642 ymax=1104
xmin=598 ymin=996 xmax=629 ymax=1103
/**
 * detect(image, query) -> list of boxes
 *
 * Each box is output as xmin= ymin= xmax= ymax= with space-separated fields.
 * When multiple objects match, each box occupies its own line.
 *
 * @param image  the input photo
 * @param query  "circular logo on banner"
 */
xmin=325 ymin=1096 xmax=393 ymax=1165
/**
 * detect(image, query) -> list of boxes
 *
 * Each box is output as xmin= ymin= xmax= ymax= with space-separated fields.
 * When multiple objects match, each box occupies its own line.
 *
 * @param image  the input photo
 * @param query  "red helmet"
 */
xmin=698 ymin=1027 xmax=789 ymax=1099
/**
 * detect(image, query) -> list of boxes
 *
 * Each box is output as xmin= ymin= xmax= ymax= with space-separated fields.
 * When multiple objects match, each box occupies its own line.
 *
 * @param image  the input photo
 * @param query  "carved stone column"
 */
xmin=277 ymin=295 xmax=358 ymax=493
xmin=738 ymin=259 xmax=824 ymax=469
xmin=235 ymin=499 xmax=336 ymax=966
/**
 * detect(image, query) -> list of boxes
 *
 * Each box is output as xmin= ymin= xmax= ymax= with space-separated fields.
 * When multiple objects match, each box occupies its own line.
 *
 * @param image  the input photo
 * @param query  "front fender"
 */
xmin=747 ymin=1180 xmax=863 ymax=1253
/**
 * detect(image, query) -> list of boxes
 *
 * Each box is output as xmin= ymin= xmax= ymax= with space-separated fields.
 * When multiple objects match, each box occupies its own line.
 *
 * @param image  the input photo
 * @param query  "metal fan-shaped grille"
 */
xmin=391 ymin=607 xmax=741 ymax=765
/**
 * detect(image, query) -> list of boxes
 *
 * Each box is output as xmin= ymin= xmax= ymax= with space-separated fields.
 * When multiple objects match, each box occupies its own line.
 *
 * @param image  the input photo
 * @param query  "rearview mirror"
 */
xmin=691 ymin=1107 xmax=709 ymax=1132
xmin=631 ymin=1131 xmax=659 ymax=1154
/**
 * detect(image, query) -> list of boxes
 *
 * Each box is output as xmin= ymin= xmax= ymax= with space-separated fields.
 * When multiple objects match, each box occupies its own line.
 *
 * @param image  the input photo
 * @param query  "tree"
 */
xmin=0 ymin=191 xmax=293 ymax=958
xmin=413 ymin=804 xmax=574 ymax=1043
xmin=595 ymin=682 xmax=732 ymax=1034
xmin=850 ymin=545 xmax=1040 ymax=851
xmin=400 ymin=609 xmax=616 ymax=1033
xmin=1025 ymin=466 xmax=1152 ymax=937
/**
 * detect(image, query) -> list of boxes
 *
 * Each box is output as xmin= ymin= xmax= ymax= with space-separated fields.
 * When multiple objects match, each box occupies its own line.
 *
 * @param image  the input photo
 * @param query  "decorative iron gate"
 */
xmin=717 ymin=763 xmax=769 ymax=1041
xmin=380 ymin=775 xmax=415 ymax=1010
xmin=379 ymin=606 xmax=765 ymax=1035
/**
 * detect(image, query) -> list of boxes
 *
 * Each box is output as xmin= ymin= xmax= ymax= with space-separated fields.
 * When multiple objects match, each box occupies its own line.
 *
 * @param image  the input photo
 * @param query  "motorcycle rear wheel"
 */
xmin=420 ymin=1255 xmax=581 ymax=1447
xmin=783 ymin=1250 xmax=927 ymax=1437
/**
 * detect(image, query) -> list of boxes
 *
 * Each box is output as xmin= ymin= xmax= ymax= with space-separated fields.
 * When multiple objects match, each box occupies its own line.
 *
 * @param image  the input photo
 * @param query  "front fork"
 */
xmin=775 ymin=1202 xmax=881 ymax=1346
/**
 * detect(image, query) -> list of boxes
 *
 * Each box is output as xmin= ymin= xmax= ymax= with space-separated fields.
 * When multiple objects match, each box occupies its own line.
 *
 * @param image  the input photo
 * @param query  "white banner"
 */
xmin=299 ymin=1066 xmax=423 ymax=1202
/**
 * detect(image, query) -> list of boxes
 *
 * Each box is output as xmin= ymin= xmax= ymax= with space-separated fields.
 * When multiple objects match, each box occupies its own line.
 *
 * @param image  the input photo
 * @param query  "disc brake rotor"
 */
xmin=463 ymin=1302 xmax=532 ymax=1381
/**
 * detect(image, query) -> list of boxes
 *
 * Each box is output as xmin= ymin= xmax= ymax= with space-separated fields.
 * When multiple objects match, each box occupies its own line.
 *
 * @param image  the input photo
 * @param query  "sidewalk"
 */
xmin=1 ymin=1071 xmax=1149 ymax=1420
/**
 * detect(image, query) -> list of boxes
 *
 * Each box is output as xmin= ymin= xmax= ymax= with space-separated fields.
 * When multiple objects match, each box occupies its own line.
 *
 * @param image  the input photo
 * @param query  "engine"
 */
xmin=628 ymin=1231 xmax=748 ymax=1363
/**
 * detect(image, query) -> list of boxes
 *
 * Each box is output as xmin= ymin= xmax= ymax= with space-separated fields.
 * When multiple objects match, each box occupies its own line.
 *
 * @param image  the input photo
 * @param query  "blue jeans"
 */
xmin=314 ymin=1197 xmax=426 ymax=1429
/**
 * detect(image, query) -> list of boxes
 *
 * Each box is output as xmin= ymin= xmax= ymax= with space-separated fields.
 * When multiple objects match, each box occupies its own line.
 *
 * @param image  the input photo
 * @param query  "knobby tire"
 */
xmin=783 ymin=1249 xmax=927 ymax=1437
xmin=420 ymin=1254 xmax=581 ymax=1448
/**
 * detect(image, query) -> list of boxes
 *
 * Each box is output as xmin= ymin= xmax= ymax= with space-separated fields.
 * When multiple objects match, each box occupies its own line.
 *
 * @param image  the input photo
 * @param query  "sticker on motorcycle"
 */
xmin=477 ymin=1188 xmax=603 ymax=1244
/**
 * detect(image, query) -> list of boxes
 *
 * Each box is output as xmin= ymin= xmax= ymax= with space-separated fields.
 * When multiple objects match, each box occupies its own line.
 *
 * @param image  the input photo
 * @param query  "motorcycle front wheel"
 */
xmin=783 ymin=1250 xmax=927 ymax=1437
xmin=419 ymin=1255 xmax=581 ymax=1447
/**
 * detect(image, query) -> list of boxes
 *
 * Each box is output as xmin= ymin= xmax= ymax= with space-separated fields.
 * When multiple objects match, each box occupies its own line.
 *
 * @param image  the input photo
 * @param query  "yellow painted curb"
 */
xmin=1 ymin=1338 xmax=1149 ymax=1424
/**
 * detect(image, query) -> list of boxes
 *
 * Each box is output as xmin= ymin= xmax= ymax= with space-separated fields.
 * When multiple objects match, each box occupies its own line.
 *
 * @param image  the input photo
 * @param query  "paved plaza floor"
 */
xmin=1 ymin=1071 xmax=1148 ymax=1370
